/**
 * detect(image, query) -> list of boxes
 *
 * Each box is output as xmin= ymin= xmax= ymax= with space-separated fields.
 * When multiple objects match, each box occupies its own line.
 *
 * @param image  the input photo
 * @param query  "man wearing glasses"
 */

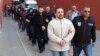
xmin=72 ymin=6 xmax=96 ymax=56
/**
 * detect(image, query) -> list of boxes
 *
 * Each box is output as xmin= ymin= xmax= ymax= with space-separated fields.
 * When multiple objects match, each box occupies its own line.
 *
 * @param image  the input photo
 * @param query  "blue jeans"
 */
xmin=22 ymin=20 xmax=26 ymax=31
xmin=52 ymin=51 xmax=68 ymax=56
xmin=30 ymin=25 xmax=36 ymax=44
xmin=73 ymin=43 xmax=92 ymax=56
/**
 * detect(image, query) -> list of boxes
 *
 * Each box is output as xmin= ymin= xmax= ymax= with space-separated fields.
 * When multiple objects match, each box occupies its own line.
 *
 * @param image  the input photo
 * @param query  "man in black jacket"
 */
xmin=72 ymin=6 xmax=96 ymax=56
xmin=26 ymin=8 xmax=34 ymax=41
xmin=43 ymin=6 xmax=54 ymax=44
xmin=33 ymin=7 xmax=46 ymax=53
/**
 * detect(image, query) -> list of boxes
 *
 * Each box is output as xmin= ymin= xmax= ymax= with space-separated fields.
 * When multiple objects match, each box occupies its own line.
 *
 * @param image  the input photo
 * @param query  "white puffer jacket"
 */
xmin=48 ymin=18 xmax=75 ymax=51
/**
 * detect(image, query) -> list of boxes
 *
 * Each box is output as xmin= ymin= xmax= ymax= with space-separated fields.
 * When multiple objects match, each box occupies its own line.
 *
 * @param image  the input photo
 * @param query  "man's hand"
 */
xmin=92 ymin=42 xmax=96 ymax=47
xmin=26 ymin=19 xmax=30 ymax=23
xmin=42 ymin=26 xmax=45 ymax=30
xmin=60 ymin=40 xmax=66 ymax=47
xmin=46 ymin=19 xmax=49 ymax=23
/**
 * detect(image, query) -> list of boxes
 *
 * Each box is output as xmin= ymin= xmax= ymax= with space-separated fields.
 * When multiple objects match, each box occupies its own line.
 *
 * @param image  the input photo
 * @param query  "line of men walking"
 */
xmin=19 ymin=6 xmax=55 ymax=53
xmin=5 ymin=4 xmax=96 ymax=56
xmin=48 ymin=6 xmax=96 ymax=56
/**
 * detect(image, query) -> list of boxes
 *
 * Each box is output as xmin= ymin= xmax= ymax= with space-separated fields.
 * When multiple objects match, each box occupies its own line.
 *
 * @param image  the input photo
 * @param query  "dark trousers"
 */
xmin=35 ymin=28 xmax=45 ymax=52
xmin=22 ymin=19 xmax=26 ymax=31
xmin=26 ymin=23 xmax=32 ymax=40
xmin=18 ymin=19 xmax=22 ymax=29
xmin=43 ymin=28 xmax=48 ymax=44
xmin=30 ymin=25 xmax=36 ymax=45
xmin=8 ymin=10 xmax=11 ymax=16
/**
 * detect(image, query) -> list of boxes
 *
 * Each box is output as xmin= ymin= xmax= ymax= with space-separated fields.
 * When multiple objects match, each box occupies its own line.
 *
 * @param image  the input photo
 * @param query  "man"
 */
xmin=48 ymin=7 xmax=75 ymax=56
xmin=65 ymin=5 xmax=80 ymax=21
xmin=72 ymin=6 xmax=96 ymax=56
xmin=26 ymin=8 xmax=34 ymax=40
xmin=44 ymin=6 xmax=55 ymax=21
xmin=43 ymin=6 xmax=55 ymax=44
xmin=33 ymin=7 xmax=46 ymax=53
xmin=65 ymin=5 xmax=80 ymax=56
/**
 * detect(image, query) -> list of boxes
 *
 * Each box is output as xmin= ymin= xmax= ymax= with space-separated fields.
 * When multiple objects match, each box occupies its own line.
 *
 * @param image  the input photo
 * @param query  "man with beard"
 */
xmin=48 ymin=7 xmax=75 ymax=56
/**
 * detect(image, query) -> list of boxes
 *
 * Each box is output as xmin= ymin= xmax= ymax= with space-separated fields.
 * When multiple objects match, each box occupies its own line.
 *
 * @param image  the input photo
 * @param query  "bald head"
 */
xmin=72 ymin=5 xmax=77 ymax=11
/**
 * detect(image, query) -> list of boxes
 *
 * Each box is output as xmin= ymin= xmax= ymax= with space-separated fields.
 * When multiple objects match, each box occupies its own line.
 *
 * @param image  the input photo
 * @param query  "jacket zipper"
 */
xmin=59 ymin=20 xmax=63 ymax=38
xmin=60 ymin=20 xmax=63 ymax=51
xmin=82 ymin=20 xmax=86 ymax=47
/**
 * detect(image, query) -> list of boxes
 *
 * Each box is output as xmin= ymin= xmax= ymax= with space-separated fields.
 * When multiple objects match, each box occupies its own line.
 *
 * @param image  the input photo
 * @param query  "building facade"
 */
xmin=37 ymin=0 xmax=100 ymax=30
xmin=2 ymin=0 xmax=100 ymax=29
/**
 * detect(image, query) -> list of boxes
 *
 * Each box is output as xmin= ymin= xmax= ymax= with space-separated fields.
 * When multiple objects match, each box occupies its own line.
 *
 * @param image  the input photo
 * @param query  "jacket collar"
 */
xmin=80 ymin=16 xmax=90 ymax=21
xmin=56 ymin=17 xmax=65 ymax=21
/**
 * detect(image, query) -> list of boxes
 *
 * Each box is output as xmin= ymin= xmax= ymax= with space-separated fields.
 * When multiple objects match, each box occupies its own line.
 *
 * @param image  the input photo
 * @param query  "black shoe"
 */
xmin=32 ymin=43 xmax=36 ymax=46
xmin=39 ymin=50 xmax=44 ymax=53
xmin=45 ymin=42 xmax=48 ymax=44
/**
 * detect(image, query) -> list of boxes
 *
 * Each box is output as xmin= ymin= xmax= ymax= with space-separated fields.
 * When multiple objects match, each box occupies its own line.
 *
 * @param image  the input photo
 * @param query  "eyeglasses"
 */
xmin=83 ymin=10 xmax=91 ymax=13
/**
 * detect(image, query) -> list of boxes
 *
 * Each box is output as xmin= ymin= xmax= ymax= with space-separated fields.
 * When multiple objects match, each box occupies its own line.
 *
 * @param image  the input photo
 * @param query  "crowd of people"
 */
xmin=4 ymin=4 xmax=96 ymax=56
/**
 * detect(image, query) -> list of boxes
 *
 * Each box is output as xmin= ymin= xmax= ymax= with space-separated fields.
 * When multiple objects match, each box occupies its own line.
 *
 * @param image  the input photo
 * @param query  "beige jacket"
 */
xmin=48 ymin=18 xmax=75 ymax=51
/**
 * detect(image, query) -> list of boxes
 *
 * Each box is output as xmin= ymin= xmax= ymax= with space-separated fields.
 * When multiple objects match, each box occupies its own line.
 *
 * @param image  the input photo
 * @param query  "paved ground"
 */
xmin=0 ymin=16 xmax=100 ymax=56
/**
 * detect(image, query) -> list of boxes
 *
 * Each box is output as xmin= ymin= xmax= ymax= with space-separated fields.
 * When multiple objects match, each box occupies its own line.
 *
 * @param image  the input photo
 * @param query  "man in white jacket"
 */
xmin=48 ymin=7 xmax=75 ymax=56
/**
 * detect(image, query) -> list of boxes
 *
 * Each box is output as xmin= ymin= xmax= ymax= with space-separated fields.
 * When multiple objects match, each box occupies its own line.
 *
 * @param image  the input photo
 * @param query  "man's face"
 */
xmin=18 ymin=8 xmax=21 ymax=11
xmin=46 ymin=6 xmax=50 ymax=12
xmin=30 ymin=9 xmax=33 ymax=13
xmin=82 ymin=7 xmax=90 ymax=18
xmin=72 ymin=5 xmax=77 ymax=11
xmin=55 ymin=8 xmax=64 ymax=19
xmin=38 ymin=8 xmax=44 ymax=13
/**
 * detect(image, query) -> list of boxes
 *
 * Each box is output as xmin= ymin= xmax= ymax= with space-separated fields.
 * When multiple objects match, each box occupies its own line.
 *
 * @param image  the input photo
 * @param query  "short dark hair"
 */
xmin=38 ymin=6 xmax=44 ymax=9
xmin=55 ymin=7 xmax=63 ymax=13
xmin=82 ymin=6 xmax=90 ymax=10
